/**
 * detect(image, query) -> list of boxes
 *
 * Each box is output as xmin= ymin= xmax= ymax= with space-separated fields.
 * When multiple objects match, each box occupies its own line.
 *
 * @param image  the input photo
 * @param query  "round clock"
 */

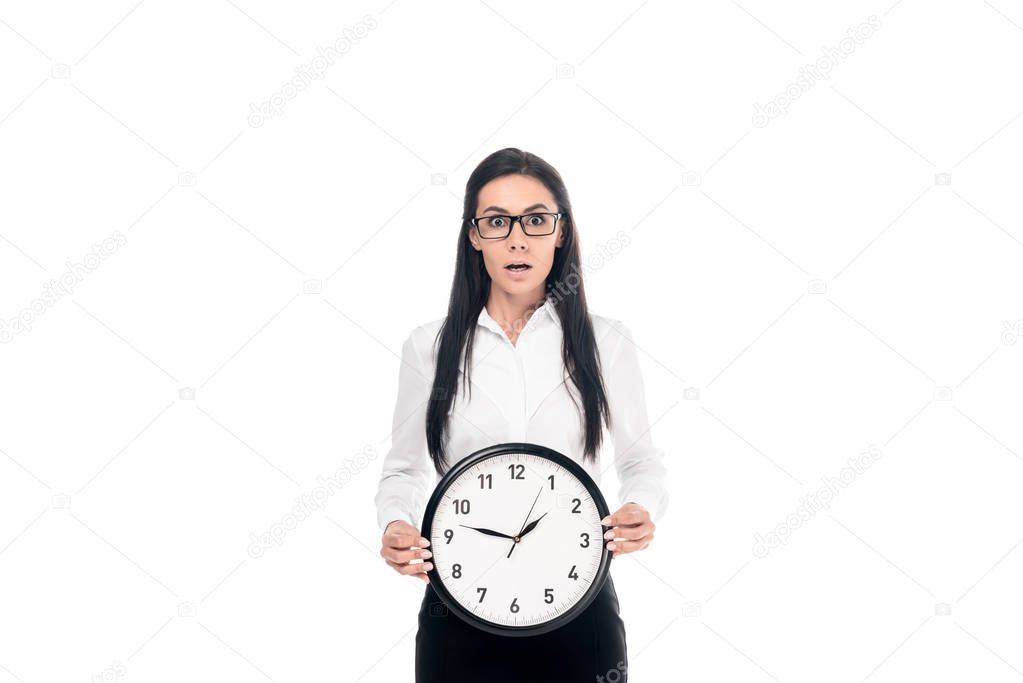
xmin=421 ymin=442 xmax=612 ymax=637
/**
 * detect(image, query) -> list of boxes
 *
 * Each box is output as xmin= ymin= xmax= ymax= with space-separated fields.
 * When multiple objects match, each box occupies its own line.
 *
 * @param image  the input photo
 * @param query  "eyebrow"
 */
xmin=481 ymin=203 xmax=551 ymax=214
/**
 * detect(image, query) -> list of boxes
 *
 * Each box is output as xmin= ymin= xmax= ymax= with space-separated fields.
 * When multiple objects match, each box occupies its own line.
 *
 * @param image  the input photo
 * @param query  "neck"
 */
xmin=485 ymin=288 xmax=547 ymax=334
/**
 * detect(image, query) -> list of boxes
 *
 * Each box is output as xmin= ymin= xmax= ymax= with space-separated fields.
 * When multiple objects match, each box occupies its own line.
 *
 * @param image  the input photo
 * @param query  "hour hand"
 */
xmin=517 ymin=511 xmax=549 ymax=539
xmin=459 ymin=524 xmax=515 ymax=540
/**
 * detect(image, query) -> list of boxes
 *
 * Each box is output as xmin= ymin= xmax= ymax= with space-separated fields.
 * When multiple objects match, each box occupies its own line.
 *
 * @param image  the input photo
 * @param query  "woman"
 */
xmin=375 ymin=147 xmax=669 ymax=682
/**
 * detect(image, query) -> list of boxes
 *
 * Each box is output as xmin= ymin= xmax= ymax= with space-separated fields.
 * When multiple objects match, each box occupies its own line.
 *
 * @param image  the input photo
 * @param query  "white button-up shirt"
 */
xmin=374 ymin=300 xmax=669 ymax=532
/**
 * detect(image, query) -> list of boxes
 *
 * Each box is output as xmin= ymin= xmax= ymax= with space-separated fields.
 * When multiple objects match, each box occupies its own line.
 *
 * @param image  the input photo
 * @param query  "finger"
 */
xmin=617 ymin=516 xmax=650 ymax=529
xmin=604 ymin=533 xmax=651 ymax=550
xmin=606 ymin=537 xmax=652 ymax=557
xmin=382 ymin=547 xmax=433 ymax=564
xmin=385 ymin=531 xmax=430 ymax=550
xmin=400 ymin=562 xmax=432 ymax=583
xmin=384 ymin=558 xmax=432 ymax=584
xmin=602 ymin=508 xmax=645 ymax=527
xmin=604 ymin=524 xmax=652 ymax=541
xmin=386 ymin=558 xmax=434 ymax=575
xmin=384 ymin=531 xmax=415 ymax=549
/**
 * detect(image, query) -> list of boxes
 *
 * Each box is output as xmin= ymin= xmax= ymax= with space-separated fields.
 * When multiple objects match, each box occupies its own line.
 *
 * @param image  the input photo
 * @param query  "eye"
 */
xmin=526 ymin=214 xmax=545 ymax=226
xmin=488 ymin=216 xmax=507 ymax=228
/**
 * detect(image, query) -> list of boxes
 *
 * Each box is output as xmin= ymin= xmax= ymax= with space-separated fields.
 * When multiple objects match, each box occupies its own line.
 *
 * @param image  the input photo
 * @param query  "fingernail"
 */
xmin=421 ymin=550 xmax=432 ymax=559
xmin=603 ymin=530 xmax=614 ymax=539
xmin=607 ymin=543 xmax=616 ymax=551
xmin=424 ymin=562 xmax=433 ymax=570
xmin=601 ymin=516 xmax=611 ymax=525
xmin=419 ymin=538 xmax=430 ymax=547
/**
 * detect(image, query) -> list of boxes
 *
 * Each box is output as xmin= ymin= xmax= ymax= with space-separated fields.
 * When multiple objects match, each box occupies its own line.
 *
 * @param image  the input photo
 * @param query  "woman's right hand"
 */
xmin=380 ymin=520 xmax=433 ymax=583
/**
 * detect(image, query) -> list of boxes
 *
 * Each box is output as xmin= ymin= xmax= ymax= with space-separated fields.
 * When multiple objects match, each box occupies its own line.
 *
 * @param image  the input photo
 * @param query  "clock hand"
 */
xmin=458 ymin=524 xmax=516 ymax=540
xmin=517 ymin=510 xmax=549 ymax=539
xmin=508 ymin=486 xmax=543 ymax=559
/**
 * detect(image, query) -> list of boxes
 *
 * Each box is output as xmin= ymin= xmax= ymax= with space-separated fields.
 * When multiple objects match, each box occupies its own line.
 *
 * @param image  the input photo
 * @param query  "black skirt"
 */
xmin=415 ymin=573 xmax=628 ymax=683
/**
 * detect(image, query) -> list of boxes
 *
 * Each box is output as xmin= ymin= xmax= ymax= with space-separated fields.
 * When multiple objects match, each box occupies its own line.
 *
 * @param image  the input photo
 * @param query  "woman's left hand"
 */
xmin=601 ymin=502 xmax=655 ymax=558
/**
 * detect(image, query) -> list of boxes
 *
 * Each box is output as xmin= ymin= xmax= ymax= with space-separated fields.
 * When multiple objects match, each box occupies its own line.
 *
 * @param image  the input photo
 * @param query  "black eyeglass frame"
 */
xmin=469 ymin=212 xmax=566 ymax=239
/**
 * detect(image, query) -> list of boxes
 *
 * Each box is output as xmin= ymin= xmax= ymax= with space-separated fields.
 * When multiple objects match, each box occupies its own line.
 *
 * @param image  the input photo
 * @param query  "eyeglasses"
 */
xmin=470 ymin=212 xmax=565 ymax=239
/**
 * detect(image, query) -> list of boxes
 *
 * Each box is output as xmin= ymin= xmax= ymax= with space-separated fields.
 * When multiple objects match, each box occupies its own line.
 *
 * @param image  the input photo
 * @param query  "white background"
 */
xmin=2 ymin=1 xmax=1022 ymax=681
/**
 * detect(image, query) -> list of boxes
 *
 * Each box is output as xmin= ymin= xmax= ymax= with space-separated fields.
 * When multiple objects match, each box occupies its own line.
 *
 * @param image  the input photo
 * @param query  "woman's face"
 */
xmin=468 ymin=174 xmax=565 ymax=298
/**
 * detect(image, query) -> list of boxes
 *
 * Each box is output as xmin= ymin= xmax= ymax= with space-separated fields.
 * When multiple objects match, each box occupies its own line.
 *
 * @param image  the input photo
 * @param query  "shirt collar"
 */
xmin=477 ymin=298 xmax=561 ymax=337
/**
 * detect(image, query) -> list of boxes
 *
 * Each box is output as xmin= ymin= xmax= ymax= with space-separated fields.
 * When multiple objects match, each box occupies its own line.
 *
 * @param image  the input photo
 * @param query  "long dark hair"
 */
xmin=425 ymin=147 xmax=612 ymax=474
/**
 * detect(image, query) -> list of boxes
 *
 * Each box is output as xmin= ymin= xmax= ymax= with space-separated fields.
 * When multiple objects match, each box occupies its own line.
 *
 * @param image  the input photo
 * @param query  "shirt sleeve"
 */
xmin=605 ymin=320 xmax=670 ymax=522
xmin=373 ymin=330 xmax=437 ymax=533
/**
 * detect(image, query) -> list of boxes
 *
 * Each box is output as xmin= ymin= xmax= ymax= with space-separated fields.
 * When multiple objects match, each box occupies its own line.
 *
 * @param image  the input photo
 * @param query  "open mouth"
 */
xmin=505 ymin=263 xmax=532 ymax=271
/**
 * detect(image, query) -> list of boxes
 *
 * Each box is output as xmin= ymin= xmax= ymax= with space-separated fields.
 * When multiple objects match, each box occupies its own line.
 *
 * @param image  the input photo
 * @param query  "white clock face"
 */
xmin=428 ymin=451 xmax=606 ymax=630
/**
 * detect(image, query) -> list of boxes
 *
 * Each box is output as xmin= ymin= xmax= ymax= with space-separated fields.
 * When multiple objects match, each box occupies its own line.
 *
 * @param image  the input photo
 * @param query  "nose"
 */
xmin=507 ymin=217 xmax=528 ymax=250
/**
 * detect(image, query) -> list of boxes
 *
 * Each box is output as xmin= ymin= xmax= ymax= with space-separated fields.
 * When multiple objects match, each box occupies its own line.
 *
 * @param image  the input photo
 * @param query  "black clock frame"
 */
xmin=421 ymin=442 xmax=612 ymax=638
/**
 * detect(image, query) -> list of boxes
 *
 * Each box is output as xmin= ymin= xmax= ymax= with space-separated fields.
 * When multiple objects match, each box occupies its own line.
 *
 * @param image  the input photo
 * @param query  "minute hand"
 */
xmin=508 ymin=487 xmax=544 ymax=559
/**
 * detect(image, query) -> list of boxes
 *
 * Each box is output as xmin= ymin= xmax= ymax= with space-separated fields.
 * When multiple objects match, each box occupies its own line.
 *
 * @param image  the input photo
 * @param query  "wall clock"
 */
xmin=421 ymin=442 xmax=612 ymax=637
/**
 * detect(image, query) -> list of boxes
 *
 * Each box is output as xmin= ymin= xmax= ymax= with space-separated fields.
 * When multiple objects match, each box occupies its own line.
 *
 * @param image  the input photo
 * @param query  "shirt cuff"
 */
xmin=378 ymin=507 xmax=414 ymax=533
xmin=622 ymin=489 xmax=665 ymax=522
